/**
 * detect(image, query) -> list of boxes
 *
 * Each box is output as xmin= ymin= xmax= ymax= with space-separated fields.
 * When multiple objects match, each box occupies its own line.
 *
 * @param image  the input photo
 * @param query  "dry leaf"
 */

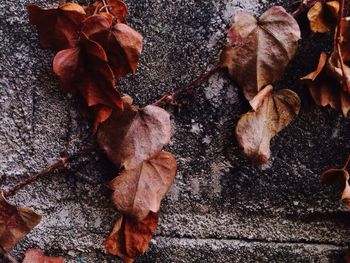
xmin=27 ymin=3 xmax=86 ymax=50
xmin=97 ymin=100 xmax=172 ymax=169
xmin=109 ymin=151 xmax=176 ymax=221
xmin=53 ymin=33 xmax=123 ymax=110
xmin=220 ymin=6 xmax=301 ymax=101
xmin=22 ymin=249 xmax=64 ymax=263
xmin=301 ymin=52 xmax=350 ymax=116
xmin=82 ymin=15 xmax=143 ymax=77
xmin=236 ymin=85 xmax=301 ymax=164
xmin=321 ymin=168 xmax=350 ymax=206
xmin=104 ymin=212 xmax=158 ymax=263
xmin=0 ymin=192 xmax=42 ymax=252
xmin=307 ymin=1 xmax=339 ymax=33
xmin=340 ymin=18 xmax=350 ymax=61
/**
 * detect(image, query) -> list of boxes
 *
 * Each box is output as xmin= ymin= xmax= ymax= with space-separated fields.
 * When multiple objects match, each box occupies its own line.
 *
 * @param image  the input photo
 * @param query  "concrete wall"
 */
xmin=1 ymin=0 xmax=350 ymax=262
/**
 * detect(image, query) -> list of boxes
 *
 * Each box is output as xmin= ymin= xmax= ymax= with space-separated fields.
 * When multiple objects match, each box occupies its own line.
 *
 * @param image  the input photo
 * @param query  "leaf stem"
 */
xmin=343 ymin=154 xmax=350 ymax=170
xmin=0 ymin=246 xmax=18 ymax=263
xmin=335 ymin=0 xmax=350 ymax=92
xmin=153 ymin=65 xmax=221 ymax=107
xmin=3 ymin=145 xmax=97 ymax=198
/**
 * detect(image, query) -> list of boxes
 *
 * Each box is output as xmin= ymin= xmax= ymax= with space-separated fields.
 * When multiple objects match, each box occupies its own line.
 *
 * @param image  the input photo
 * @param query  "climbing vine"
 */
xmin=1 ymin=0 xmax=350 ymax=262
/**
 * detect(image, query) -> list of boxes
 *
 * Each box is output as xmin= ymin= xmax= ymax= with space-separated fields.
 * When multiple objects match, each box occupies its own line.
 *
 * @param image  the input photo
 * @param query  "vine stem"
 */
xmin=3 ymin=145 xmax=97 ymax=198
xmin=153 ymin=65 xmax=221 ymax=107
xmin=335 ymin=0 xmax=350 ymax=92
xmin=0 ymin=246 xmax=18 ymax=263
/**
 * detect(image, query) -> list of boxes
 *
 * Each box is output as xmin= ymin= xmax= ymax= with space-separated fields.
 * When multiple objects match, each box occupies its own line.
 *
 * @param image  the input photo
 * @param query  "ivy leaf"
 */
xmin=301 ymin=52 xmax=350 ymax=116
xmin=307 ymin=1 xmax=339 ymax=33
xmin=22 ymin=249 xmax=65 ymax=263
xmin=236 ymin=85 xmax=300 ymax=164
xmin=104 ymin=212 xmax=158 ymax=263
xmin=82 ymin=15 xmax=143 ymax=77
xmin=321 ymin=168 xmax=350 ymax=207
xmin=109 ymin=151 xmax=176 ymax=221
xmin=27 ymin=3 xmax=86 ymax=51
xmin=0 ymin=192 xmax=42 ymax=252
xmin=53 ymin=33 xmax=123 ymax=110
xmin=220 ymin=6 xmax=301 ymax=101
xmin=97 ymin=99 xmax=172 ymax=169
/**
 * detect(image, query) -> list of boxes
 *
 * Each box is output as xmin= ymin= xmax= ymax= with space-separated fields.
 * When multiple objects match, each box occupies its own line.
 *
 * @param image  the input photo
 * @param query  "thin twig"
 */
xmin=3 ymin=145 xmax=97 ymax=198
xmin=153 ymin=65 xmax=221 ymax=107
xmin=0 ymin=246 xmax=18 ymax=263
xmin=335 ymin=0 xmax=350 ymax=92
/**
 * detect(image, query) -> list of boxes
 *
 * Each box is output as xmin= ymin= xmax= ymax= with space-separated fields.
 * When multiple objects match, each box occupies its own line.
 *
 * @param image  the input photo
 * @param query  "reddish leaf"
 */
xmin=53 ymin=33 xmax=123 ymax=110
xmin=22 ymin=249 xmax=64 ymax=263
xmin=301 ymin=52 xmax=350 ymax=116
xmin=321 ymin=168 xmax=350 ymax=207
xmin=340 ymin=18 xmax=350 ymax=61
xmin=97 ymin=100 xmax=172 ymax=169
xmin=0 ymin=192 xmax=42 ymax=252
xmin=236 ymin=85 xmax=300 ymax=164
xmin=82 ymin=15 xmax=143 ymax=77
xmin=307 ymin=1 xmax=339 ymax=33
xmin=27 ymin=3 xmax=86 ymax=50
xmin=104 ymin=213 xmax=158 ymax=263
xmin=91 ymin=105 xmax=113 ymax=133
xmin=109 ymin=151 xmax=176 ymax=221
xmin=220 ymin=6 xmax=301 ymax=101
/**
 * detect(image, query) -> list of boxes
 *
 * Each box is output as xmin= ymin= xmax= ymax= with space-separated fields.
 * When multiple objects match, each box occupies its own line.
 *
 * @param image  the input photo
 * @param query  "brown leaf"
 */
xmin=340 ymin=18 xmax=350 ymax=61
xmin=97 ymin=100 xmax=172 ymax=169
xmin=22 ymin=249 xmax=64 ymax=263
xmin=109 ymin=151 xmax=176 ymax=221
xmin=307 ymin=1 xmax=339 ymax=33
xmin=321 ymin=168 xmax=350 ymax=206
xmin=82 ymin=15 xmax=143 ymax=77
xmin=220 ymin=6 xmax=301 ymax=101
xmin=27 ymin=3 xmax=86 ymax=50
xmin=53 ymin=33 xmax=123 ymax=110
xmin=236 ymin=85 xmax=300 ymax=164
xmin=104 ymin=212 xmax=158 ymax=263
xmin=0 ymin=192 xmax=42 ymax=252
xmin=301 ymin=52 xmax=350 ymax=116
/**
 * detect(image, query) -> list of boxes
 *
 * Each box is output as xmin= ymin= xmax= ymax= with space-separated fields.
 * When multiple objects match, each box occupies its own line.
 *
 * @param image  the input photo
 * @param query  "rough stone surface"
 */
xmin=1 ymin=0 xmax=350 ymax=262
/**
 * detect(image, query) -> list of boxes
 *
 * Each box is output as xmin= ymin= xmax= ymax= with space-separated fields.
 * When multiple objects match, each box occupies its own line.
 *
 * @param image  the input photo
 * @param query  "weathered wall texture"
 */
xmin=1 ymin=0 xmax=350 ymax=262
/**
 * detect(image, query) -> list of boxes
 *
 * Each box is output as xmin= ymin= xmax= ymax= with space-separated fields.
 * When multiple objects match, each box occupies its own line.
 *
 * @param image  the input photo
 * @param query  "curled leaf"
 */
xmin=307 ymin=1 xmax=339 ymax=33
xmin=109 ymin=151 xmax=176 ymax=221
xmin=301 ymin=52 xmax=350 ymax=116
xmin=53 ymin=34 xmax=123 ymax=110
xmin=105 ymin=212 xmax=158 ymax=263
xmin=0 ymin=192 xmax=42 ymax=252
xmin=220 ymin=6 xmax=301 ymax=100
xmin=236 ymin=85 xmax=301 ymax=164
xmin=97 ymin=100 xmax=172 ymax=169
xmin=27 ymin=3 xmax=86 ymax=50
xmin=82 ymin=15 xmax=143 ymax=77
xmin=22 ymin=249 xmax=64 ymax=263
xmin=321 ymin=168 xmax=350 ymax=206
